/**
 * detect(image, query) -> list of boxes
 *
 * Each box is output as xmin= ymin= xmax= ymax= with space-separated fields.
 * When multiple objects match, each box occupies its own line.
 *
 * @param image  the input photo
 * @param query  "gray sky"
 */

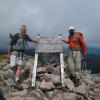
xmin=0 ymin=0 xmax=100 ymax=48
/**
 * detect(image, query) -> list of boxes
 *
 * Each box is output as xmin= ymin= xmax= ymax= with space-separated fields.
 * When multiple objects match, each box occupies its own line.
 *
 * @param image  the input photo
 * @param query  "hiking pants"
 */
xmin=67 ymin=49 xmax=81 ymax=76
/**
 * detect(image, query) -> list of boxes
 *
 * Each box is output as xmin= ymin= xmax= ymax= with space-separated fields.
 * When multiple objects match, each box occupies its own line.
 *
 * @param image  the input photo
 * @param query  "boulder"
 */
xmin=74 ymin=81 xmax=88 ymax=97
xmin=11 ymin=89 xmax=28 ymax=97
xmin=29 ymin=89 xmax=45 ymax=100
xmin=52 ymin=92 xmax=76 ymax=100
xmin=40 ymin=80 xmax=55 ymax=91
xmin=46 ymin=66 xmax=60 ymax=75
xmin=65 ymin=78 xmax=75 ymax=91
xmin=37 ymin=67 xmax=46 ymax=74
xmin=45 ymin=91 xmax=55 ymax=99
xmin=44 ymin=73 xmax=60 ymax=85
xmin=2 ymin=64 xmax=13 ymax=71
xmin=5 ymin=78 xmax=15 ymax=87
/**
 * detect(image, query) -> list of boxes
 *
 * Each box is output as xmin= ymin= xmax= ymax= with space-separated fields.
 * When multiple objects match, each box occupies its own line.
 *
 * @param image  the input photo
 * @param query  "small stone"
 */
xmin=37 ymin=67 xmax=46 ymax=74
xmin=11 ymin=89 xmax=28 ymax=97
xmin=36 ymin=81 xmax=41 ymax=89
xmin=44 ymin=73 xmax=60 ymax=85
xmin=7 ymin=96 xmax=25 ymax=100
xmin=5 ymin=78 xmax=15 ymax=87
xmin=63 ymin=92 xmax=76 ymax=100
xmin=2 ymin=64 xmax=13 ymax=71
xmin=93 ymin=88 xmax=100 ymax=93
xmin=65 ymin=78 xmax=74 ymax=91
xmin=25 ymin=97 xmax=38 ymax=100
xmin=74 ymin=81 xmax=88 ymax=96
xmin=89 ymin=90 xmax=95 ymax=96
xmin=46 ymin=66 xmax=60 ymax=75
xmin=21 ymin=84 xmax=29 ymax=89
xmin=29 ymin=89 xmax=45 ymax=100
xmin=40 ymin=80 xmax=55 ymax=91
xmin=45 ymin=91 xmax=55 ymax=99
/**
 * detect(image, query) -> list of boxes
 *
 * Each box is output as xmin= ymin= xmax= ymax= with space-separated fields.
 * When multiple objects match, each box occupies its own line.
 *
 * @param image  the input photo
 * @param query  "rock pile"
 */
xmin=0 ymin=55 xmax=100 ymax=100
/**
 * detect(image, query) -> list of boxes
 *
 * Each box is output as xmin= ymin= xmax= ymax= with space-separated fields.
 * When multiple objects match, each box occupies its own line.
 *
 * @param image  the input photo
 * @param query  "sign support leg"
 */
xmin=60 ymin=53 xmax=65 ymax=87
xmin=32 ymin=53 xmax=38 ymax=87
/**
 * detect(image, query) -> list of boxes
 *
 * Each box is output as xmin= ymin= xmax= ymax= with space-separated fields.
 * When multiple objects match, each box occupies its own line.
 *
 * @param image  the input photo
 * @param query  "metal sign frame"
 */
xmin=32 ymin=34 xmax=65 ymax=87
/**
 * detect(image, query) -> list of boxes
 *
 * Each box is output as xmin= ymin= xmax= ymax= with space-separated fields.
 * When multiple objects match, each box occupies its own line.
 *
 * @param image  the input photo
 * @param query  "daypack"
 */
xmin=68 ymin=32 xmax=84 ymax=51
xmin=74 ymin=32 xmax=84 ymax=51
xmin=10 ymin=33 xmax=28 ymax=52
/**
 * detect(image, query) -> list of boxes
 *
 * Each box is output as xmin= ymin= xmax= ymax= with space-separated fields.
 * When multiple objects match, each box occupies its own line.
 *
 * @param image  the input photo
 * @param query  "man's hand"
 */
xmin=82 ymin=53 xmax=86 ymax=60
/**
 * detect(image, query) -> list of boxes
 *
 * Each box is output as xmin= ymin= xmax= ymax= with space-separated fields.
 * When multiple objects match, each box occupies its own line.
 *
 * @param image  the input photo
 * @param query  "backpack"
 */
xmin=74 ymin=32 xmax=84 ymax=51
xmin=10 ymin=33 xmax=28 ymax=52
xmin=68 ymin=32 xmax=84 ymax=51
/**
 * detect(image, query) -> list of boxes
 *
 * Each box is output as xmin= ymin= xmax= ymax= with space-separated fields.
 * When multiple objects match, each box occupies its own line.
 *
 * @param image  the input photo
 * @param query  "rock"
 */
xmin=89 ymin=90 xmax=95 ymax=96
xmin=94 ymin=96 xmax=100 ymax=100
xmin=45 ymin=63 xmax=58 ymax=68
xmin=43 ymin=97 xmax=49 ymax=100
xmin=2 ymin=64 xmax=13 ymax=71
xmin=0 ymin=82 xmax=9 ymax=94
xmin=52 ymin=92 xmax=64 ymax=100
xmin=63 ymin=92 xmax=76 ymax=100
xmin=21 ymin=84 xmax=29 ymax=89
xmin=44 ymin=73 xmax=60 ymax=85
xmin=89 ymin=84 xmax=96 ymax=90
xmin=25 ymin=97 xmax=38 ymax=100
xmin=3 ymin=70 xmax=14 ymax=79
xmin=0 ymin=70 xmax=4 ymax=80
xmin=83 ymin=74 xmax=95 ymax=86
xmin=37 ymin=73 xmax=44 ymax=78
xmin=25 ymin=59 xmax=34 ymax=71
xmin=0 ymin=66 xmax=2 ymax=70
xmin=5 ymin=78 xmax=15 ymax=87
xmin=45 ymin=91 xmax=55 ymax=99
xmin=29 ymin=89 xmax=45 ymax=100
xmin=36 ymin=81 xmax=41 ymax=89
xmin=37 ymin=67 xmax=46 ymax=74
xmin=46 ymin=66 xmax=60 ymax=75
xmin=40 ymin=80 xmax=55 ymax=91
xmin=65 ymin=78 xmax=75 ymax=91
xmin=52 ymin=92 xmax=76 ymax=100
xmin=0 ymin=60 xmax=7 ymax=67
xmin=7 ymin=96 xmax=25 ymax=100
xmin=93 ymin=88 xmax=100 ymax=93
xmin=74 ymin=81 xmax=88 ymax=96
xmin=92 ymin=76 xmax=100 ymax=84
xmin=11 ymin=89 xmax=28 ymax=97
xmin=22 ymin=77 xmax=32 ymax=84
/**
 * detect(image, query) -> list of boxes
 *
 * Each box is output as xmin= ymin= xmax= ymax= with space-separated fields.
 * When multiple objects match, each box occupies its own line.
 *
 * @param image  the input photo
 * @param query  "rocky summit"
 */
xmin=0 ymin=54 xmax=100 ymax=100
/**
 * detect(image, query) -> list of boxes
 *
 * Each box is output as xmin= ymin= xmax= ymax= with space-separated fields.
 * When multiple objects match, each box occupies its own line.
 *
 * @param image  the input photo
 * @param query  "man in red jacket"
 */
xmin=63 ymin=26 xmax=87 ymax=87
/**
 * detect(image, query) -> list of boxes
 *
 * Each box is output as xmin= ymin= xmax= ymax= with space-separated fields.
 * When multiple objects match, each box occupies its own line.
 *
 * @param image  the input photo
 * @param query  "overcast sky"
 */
xmin=0 ymin=0 xmax=100 ymax=48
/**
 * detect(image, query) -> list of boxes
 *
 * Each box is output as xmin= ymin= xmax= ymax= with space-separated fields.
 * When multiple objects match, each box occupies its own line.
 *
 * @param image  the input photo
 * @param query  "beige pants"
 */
xmin=10 ymin=55 xmax=24 ymax=67
xmin=67 ymin=50 xmax=81 ymax=76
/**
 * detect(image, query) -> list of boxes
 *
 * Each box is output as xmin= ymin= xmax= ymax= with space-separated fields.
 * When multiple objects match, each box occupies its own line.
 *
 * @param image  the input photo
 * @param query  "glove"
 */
xmin=82 ymin=53 xmax=86 ymax=60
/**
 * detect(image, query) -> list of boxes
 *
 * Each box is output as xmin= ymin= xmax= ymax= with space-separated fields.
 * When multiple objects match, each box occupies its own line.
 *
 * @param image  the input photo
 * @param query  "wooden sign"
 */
xmin=35 ymin=35 xmax=63 ymax=53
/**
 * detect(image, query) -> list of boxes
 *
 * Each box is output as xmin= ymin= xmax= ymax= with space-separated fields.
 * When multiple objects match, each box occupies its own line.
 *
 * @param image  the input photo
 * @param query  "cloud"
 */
xmin=0 ymin=0 xmax=100 ymax=48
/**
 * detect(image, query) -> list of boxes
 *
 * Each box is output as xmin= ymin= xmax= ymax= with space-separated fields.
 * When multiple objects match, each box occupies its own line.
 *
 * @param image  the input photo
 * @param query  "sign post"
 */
xmin=32 ymin=34 xmax=65 ymax=87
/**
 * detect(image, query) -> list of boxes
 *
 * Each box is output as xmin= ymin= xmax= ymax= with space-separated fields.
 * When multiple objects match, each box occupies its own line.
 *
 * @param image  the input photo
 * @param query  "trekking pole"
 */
xmin=81 ymin=59 xmax=83 ymax=72
xmin=83 ymin=55 xmax=87 ymax=73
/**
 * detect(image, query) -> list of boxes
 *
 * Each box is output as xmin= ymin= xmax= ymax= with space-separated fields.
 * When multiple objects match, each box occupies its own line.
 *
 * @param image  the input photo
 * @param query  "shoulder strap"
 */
xmin=74 ymin=33 xmax=81 ymax=47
